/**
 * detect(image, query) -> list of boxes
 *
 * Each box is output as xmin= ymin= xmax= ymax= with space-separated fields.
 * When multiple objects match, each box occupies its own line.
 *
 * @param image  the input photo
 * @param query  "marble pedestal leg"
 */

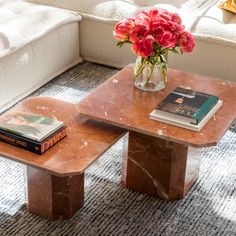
xmin=27 ymin=166 xmax=84 ymax=220
xmin=122 ymin=132 xmax=202 ymax=200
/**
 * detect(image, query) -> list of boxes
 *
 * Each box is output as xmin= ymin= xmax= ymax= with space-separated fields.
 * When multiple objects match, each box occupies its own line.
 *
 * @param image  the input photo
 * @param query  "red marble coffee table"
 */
xmin=77 ymin=64 xmax=236 ymax=200
xmin=0 ymin=97 xmax=125 ymax=219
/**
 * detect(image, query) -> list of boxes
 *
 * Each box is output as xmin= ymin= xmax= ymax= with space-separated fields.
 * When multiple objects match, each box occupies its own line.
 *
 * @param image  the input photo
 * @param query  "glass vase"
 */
xmin=134 ymin=56 xmax=167 ymax=92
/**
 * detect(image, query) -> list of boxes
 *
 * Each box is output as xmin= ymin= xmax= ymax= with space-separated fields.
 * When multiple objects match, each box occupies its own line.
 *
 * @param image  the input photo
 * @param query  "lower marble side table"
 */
xmin=0 ymin=97 xmax=125 ymax=219
xmin=77 ymin=64 xmax=236 ymax=200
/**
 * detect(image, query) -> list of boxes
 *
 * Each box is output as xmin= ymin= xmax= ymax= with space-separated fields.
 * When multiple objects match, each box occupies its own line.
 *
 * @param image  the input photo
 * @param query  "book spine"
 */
xmin=0 ymin=131 xmax=41 ymax=154
xmin=193 ymin=96 xmax=218 ymax=124
xmin=0 ymin=127 xmax=67 ymax=155
xmin=40 ymin=128 xmax=67 ymax=154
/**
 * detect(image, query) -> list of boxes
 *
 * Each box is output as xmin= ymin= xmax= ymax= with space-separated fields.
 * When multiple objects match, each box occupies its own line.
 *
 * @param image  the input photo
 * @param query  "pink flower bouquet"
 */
xmin=113 ymin=9 xmax=195 ymax=91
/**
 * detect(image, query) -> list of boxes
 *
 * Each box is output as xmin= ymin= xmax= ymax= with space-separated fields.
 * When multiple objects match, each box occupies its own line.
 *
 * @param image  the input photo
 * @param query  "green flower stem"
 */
xmin=162 ymin=69 xmax=167 ymax=84
xmin=145 ymin=63 xmax=155 ymax=86
xmin=134 ymin=57 xmax=148 ymax=80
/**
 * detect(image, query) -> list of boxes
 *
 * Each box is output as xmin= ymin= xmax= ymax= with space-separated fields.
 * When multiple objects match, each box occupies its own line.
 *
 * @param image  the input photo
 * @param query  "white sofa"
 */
xmin=0 ymin=0 xmax=82 ymax=111
xmin=1 ymin=0 xmax=236 ymax=111
xmin=24 ymin=0 xmax=236 ymax=84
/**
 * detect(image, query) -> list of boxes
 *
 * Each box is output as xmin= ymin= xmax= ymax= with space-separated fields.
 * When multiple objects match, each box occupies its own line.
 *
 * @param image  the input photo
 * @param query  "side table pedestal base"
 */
xmin=27 ymin=166 xmax=84 ymax=219
xmin=122 ymin=132 xmax=201 ymax=200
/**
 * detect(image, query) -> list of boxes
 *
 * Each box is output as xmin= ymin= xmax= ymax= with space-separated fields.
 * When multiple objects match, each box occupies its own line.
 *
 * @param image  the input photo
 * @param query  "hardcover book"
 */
xmin=153 ymin=87 xmax=219 ymax=125
xmin=149 ymin=87 xmax=222 ymax=131
xmin=0 ymin=111 xmax=67 ymax=154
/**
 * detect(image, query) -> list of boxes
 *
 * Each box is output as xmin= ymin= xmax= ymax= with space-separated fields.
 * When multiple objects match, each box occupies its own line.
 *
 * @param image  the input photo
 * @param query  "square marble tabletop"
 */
xmin=0 ymin=97 xmax=125 ymax=176
xmin=77 ymin=64 xmax=236 ymax=148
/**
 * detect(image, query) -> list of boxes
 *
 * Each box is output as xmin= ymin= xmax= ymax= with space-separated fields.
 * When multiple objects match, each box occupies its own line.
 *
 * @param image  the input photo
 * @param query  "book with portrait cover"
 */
xmin=149 ymin=87 xmax=222 ymax=131
xmin=0 ymin=111 xmax=67 ymax=154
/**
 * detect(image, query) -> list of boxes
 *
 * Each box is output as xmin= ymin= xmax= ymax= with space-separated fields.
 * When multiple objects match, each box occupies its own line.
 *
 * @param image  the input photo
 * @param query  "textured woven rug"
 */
xmin=0 ymin=62 xmax=235 ymax=236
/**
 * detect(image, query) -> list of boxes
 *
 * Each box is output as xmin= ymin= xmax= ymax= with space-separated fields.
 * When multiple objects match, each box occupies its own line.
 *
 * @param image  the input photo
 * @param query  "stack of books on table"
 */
xmin=0 ymin=111 xmax=67 ymax=154
xmin=149 ymin=87 xmax=223 ymax=131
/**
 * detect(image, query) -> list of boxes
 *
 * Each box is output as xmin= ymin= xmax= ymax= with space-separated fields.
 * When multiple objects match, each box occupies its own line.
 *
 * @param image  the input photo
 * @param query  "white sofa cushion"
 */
xmin=0 ymin=0 xmax=81 ymax=58
xmin=25 ymin=0 xmax=236 ymax=44
xmin=24 ymin=0 xmax=183 ymax=19
xmin=183 ymin=0 xmax=236 ymax=44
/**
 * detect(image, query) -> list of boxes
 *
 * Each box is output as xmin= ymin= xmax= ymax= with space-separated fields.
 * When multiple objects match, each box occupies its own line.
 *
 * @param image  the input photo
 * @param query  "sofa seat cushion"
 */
xmin=0 ymin=0 xmax=81 ymax=57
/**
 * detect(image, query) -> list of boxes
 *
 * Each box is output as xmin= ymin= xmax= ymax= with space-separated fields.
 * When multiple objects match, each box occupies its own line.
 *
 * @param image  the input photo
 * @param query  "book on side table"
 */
xmin=0 ymin=111 xmax=67 ymax=154
xmin=149 ymin=87 xmax=223 ymax=131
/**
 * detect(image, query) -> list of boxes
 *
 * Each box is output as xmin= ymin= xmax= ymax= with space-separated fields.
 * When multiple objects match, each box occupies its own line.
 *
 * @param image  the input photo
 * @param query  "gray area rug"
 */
xmin=0 ymin=62 xmax=235 ymax=236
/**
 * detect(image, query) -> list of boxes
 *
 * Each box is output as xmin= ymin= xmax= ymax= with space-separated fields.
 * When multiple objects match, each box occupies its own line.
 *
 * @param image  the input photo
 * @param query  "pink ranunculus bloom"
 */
xmin=151 ymin=20 xmax=179 ymax=48
xmin=146 ymin=8 xmax=165 ymax=23
xmin=135 ymin=10 xmax=150 ymax=27
xmin=132 ymin=35 xmax=154 ymax=57
xmin=133 ymin=9 xmax=163 ymax=33
xmin=113 ymin=17 xmax=135 ymax=40
xmin=171 ymin=13 xmax=182 ymax=24
xmin=130 ymin=23 xmax=149 ymax=43
xmin=149 ymin=9 xmax=159 ymax=20
xmin=173 ymin=22 xmax=185 ymax=34
xmin=157 ymin=10 xmax=182 ymax=26
xmin=158 ymin=9 xmax=172 ymax=22
xmin=179 ymin=32 xmax=195 ymax=53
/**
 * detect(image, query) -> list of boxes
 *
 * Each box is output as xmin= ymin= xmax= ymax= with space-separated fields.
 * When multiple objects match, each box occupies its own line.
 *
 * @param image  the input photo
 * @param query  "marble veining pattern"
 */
xmin=122 ymin=131 xmax=197 ymax=200
xmin=128 ymin=154 xmax=169 ymax=199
